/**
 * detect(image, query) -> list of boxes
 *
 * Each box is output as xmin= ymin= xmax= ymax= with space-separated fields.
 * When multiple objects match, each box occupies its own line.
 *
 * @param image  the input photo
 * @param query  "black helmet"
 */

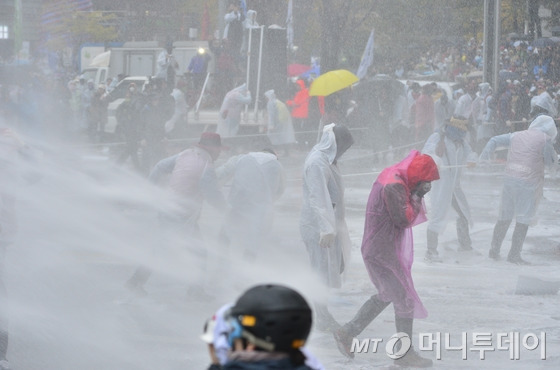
xmin=228 ymin=284 xmax=312 ymax=352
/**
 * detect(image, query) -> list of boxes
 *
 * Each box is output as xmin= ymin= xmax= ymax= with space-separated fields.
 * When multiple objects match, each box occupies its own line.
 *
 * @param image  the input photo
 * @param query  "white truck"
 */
xmin=80 ymin=41 xmax=214 ymax=87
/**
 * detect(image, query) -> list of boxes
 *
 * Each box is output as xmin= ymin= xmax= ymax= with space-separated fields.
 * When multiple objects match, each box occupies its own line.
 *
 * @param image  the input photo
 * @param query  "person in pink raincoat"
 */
xmin=333 ymin=150 xmax=439 ymax=368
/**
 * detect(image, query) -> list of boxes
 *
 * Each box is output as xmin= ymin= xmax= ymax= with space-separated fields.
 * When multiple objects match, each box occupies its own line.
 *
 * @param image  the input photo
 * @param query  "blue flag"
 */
xmin=356 ymin=29 xmax=374 ymax=80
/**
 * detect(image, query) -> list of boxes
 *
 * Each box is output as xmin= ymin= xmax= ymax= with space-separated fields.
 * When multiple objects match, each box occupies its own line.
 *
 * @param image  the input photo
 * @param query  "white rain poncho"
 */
xmin=299 ymin=124 xmax=352 ymax=288
xmin=479 ymin=115 xmax=558 ymax=224
xmin=434 ymin=93 xmax=455 ymax=131
xmin=149 ymin=146 xmax=225 ymax=230
xmin=471 ymin=83 xmax=490 ymax=124
xmin=453 ymin=91 xmax=473 ymax=119
xmin=218 ymin=151 xmax=285 ymax=259
xmin=531 ymin=91 xmax=558 ymax=117
xmin=164 ymin=87 xmax=188 ymax=135
xmin=264 ymin=90 xmax=296 ymax=146
xmin=155 ymin=50 xmax=170 ymax=80
xmin=422 ymin=129 xmax=477 ymax=234
xmin=217 ymin=83 xmax=252 ymax=137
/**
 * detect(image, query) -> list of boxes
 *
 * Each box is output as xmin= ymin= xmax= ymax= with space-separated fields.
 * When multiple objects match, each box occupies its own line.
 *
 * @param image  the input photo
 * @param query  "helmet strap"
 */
xmin=241 ymin=330 xmax=276 ymax=352
xmin=227 ymin=318 xmax=275 ymax=351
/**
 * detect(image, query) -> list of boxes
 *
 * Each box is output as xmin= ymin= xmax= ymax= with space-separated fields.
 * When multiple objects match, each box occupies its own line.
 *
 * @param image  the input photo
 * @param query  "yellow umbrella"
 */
xmin=309 ymin=69 xmax=359 ymax=97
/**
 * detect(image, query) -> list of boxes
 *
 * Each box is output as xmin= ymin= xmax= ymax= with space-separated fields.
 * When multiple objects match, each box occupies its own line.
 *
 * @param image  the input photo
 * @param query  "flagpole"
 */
xmin=244 ymin=27 xmax=253 ymax=121
xmin=253 ymin=26 xmax=265 ymax=123
xmin=356 ymin=29 xmax=374 ymax=80
xmin=286 ymin=0 xmax=293 ymax=52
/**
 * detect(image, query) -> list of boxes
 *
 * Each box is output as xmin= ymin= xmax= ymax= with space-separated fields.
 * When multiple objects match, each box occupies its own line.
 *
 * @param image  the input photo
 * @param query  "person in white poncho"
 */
xmin=264 ymin=89 xmax=296 ymax=156
xmin=217 ymin=149 xmax=286 ymax=262
xmin=164 ymin=79 xmax=188 ymax=138
xmin=299 ymin=123 xmax=354 ymax=330
xmin=480 ymin=115 xmax=558 ymax=264
xmin=217 ymin=83 xmax=252 ymax=138
xmin=422 ymin=117 xmax=478 ymax=262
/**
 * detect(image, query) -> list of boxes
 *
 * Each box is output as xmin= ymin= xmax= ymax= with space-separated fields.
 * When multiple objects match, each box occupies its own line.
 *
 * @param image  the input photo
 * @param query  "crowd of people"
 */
xmin=3 ymin=12 xmax=560 ymax=368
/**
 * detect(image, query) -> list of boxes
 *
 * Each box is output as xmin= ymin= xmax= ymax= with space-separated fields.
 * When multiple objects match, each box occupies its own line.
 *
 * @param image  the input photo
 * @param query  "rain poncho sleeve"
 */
xmin=479 ymin=134 xmax=512 ymax=161
xmin=384 ymin=183 xmax=423 ymax=228
xmin=215 ymin=154 xmax=243 ymax=186
xmin=544 ymin=143 xmax=557 ymax=168
xmin=305 ymin=163 xmax=337 ymax=238
xmin=148 ymin=154 xmax=179 ymax=184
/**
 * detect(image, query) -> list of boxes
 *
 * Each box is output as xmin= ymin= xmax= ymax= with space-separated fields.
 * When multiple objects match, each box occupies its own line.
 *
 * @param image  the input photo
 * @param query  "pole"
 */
xmin=195 ymin=72 xmax=211 ymax=113
xmin=246 ymin=28 xmax=252 ymax=87
xmin=244 ymin=28 xmax=253 ymax=120
xmin=493 ymin=0 xmax=501 ymax=92
xmin=482 ymin=0 xmax=488 ymax=84
xmin=253 ymin=26 xmax=265 ymax=123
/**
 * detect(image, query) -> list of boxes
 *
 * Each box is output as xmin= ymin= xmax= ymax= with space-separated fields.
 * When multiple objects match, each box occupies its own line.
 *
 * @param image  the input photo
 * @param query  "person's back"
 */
xmin=169 ymin=147 xmax=212 ymax=200
xmin=188 ymin=55 xmax=203 ymax=74
xmin=229 ymin=152 xmax=284 ymax=210
xmin=505 ymin=128 xmax=548 ymax=184
xmin=287 ymin=80 xmax=309 ymax=120
xmin=116 ymin=96 xmax=140 ymax=139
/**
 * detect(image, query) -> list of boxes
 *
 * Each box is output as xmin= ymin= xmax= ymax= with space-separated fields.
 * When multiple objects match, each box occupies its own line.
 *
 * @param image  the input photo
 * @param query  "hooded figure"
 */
xmin=480 ymin=115 xmax=558 ymax=264
xmin=422 ymin=117 xmax=478 ymax=262
xmin=155 ymin=44 xmax=178 ymax=85
xmin=164 ymin=80 xmax=189 ymax=137
xmin=264 ymin=89 xmax=296 ymax=150
xmin=530 ymin=91 xmax=558 ymax=118
xmin=299 ymin=123 xmax=354 ymax=329
xmin=240 ymin=10 xmax=259 ymax=57
xmin=217 ymin=150 xmax=286 ymax=262
xmin=434 ymin=90 xmax=455 ymax=131
xmin=217 ymin=83 xmax=252 ymax=137
xmin=471 ymin=82 xmax=491 ymax=125
xmin=334 ymin=151 xmax=439 ymax=367
xmin=125 ymin=132 xmax=227 ymax=297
